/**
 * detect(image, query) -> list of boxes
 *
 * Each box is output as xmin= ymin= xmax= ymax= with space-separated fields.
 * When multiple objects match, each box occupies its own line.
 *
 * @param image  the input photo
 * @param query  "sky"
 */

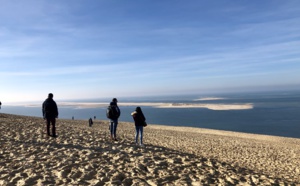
xmin=1 ymin=0 xmax=300 ymax=102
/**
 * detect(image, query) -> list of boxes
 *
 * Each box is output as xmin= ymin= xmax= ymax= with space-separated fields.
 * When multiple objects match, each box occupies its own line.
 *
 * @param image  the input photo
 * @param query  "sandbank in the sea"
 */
xmin=22 ymin=102 xmax=253 ymax=110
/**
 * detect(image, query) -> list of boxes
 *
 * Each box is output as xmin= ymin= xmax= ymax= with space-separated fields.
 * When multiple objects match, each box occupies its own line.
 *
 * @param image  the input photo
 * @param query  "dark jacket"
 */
xmin=42 ymin=98 xmax=58 ymax=119
xmin=109 ymin=101 xmax=121 ymax=120
xmin=89 ymin=118 xmax=93 ymax=126
xmin=131 ymin=108 xmax=146 ymax=126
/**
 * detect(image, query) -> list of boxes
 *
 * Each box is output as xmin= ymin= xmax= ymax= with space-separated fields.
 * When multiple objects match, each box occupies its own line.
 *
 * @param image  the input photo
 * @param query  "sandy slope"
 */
xmin=0 ymin=113 xmax=299 ymax=185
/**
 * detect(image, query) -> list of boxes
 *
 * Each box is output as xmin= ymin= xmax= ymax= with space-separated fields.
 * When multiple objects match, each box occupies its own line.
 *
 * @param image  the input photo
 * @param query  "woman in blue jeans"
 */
xmin=131 ymin=107 xmax=146 ymax=146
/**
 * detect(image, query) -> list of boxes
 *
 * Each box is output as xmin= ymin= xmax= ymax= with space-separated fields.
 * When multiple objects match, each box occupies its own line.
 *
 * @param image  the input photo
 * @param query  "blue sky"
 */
xmin=1 ymin=0 xmax=300 ymax=102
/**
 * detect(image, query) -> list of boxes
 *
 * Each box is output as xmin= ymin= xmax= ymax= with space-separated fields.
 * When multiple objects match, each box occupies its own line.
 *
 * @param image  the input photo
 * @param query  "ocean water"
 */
xmin=1 ymin=91 xmax=300 ymax=138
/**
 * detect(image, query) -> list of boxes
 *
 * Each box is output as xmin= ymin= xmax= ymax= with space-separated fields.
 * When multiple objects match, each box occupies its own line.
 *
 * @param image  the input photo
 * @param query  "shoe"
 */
xmin=114 ymin=138 xmax=118 ymax=141
xmin=140 ymin=144 xmax=145 ymax=147
xmin=52 ymin=135 xmax=58 ymax=138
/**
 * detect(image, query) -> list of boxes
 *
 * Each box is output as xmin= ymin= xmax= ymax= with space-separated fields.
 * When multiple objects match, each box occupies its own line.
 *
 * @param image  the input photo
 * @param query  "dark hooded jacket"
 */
xmin=42 ymin=98 xmax=58 ymax=119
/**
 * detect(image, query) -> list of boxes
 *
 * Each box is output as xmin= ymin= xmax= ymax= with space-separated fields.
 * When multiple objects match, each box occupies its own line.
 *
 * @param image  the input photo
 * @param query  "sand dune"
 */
xmin=0 ymin=113 xmax=299 ymax=185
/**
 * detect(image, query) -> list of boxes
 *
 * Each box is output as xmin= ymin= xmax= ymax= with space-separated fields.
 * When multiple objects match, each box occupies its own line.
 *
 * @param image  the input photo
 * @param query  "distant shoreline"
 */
xmin=19 ymin=102 xmax=253 ymax=111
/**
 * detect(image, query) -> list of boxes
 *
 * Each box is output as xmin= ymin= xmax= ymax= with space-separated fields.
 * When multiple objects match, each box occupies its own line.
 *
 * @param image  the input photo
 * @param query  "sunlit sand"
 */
xmin=0 ymin=113 xmax=299 ymax=185
xmin=193 ymin=97 xmax=226 ymax=101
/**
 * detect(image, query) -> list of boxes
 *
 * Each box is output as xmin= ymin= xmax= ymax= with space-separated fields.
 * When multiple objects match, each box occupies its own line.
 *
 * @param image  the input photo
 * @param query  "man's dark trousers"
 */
xmin=46 ymin=117 xmax=56 ymax=137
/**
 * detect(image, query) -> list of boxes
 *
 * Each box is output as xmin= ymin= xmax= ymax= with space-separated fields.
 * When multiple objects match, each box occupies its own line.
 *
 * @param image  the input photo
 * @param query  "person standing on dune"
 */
xmin=106 ymin=98 xmax=121 ymax=141
xmin=131 ymin=107 xmax=147 ymax=147
xmin=89 ymin=117 xmax=93 ymax=127
xmin=42 ymin=93 xmax=58 ymax=137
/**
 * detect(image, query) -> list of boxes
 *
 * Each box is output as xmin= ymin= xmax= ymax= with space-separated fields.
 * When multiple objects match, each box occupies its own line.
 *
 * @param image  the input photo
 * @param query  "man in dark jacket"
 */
xmin=42 ymin=93 xmax=58 ymax=137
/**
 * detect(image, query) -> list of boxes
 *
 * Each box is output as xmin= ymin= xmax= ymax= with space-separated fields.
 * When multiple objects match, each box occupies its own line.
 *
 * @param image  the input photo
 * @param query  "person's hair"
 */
xmin=112 ymin=98 xmax=118 ymax=102
xmin=136 ymin=107 xmax=142 ymax=113
xmin=135 ymin=107 xmax=145 ymax=119
xmin=48 ymin=93 xmax=53 ymax=98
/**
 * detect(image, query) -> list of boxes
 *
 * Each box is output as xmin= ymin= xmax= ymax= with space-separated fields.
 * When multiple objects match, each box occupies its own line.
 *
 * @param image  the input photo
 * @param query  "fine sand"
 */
xmin=0 ymin=113 xmax=299 ymax=185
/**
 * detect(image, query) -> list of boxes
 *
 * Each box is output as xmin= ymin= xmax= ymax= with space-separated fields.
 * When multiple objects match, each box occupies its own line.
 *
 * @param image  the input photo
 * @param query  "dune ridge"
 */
xmin=0 ymin=113 xmax=299 ymax=185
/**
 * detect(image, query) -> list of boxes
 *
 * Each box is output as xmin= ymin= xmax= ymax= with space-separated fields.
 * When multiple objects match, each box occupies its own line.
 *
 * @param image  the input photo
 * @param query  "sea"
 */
xmin=1 ymin=90 xmax=300 ymax=139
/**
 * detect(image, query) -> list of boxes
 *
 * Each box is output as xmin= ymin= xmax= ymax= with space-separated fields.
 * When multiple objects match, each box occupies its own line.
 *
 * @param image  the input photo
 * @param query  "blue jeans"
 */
xmin=135 ymin=125 xmax=144 ymax=145
xmin=110 ymin=119 xmax=118 ymax=138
